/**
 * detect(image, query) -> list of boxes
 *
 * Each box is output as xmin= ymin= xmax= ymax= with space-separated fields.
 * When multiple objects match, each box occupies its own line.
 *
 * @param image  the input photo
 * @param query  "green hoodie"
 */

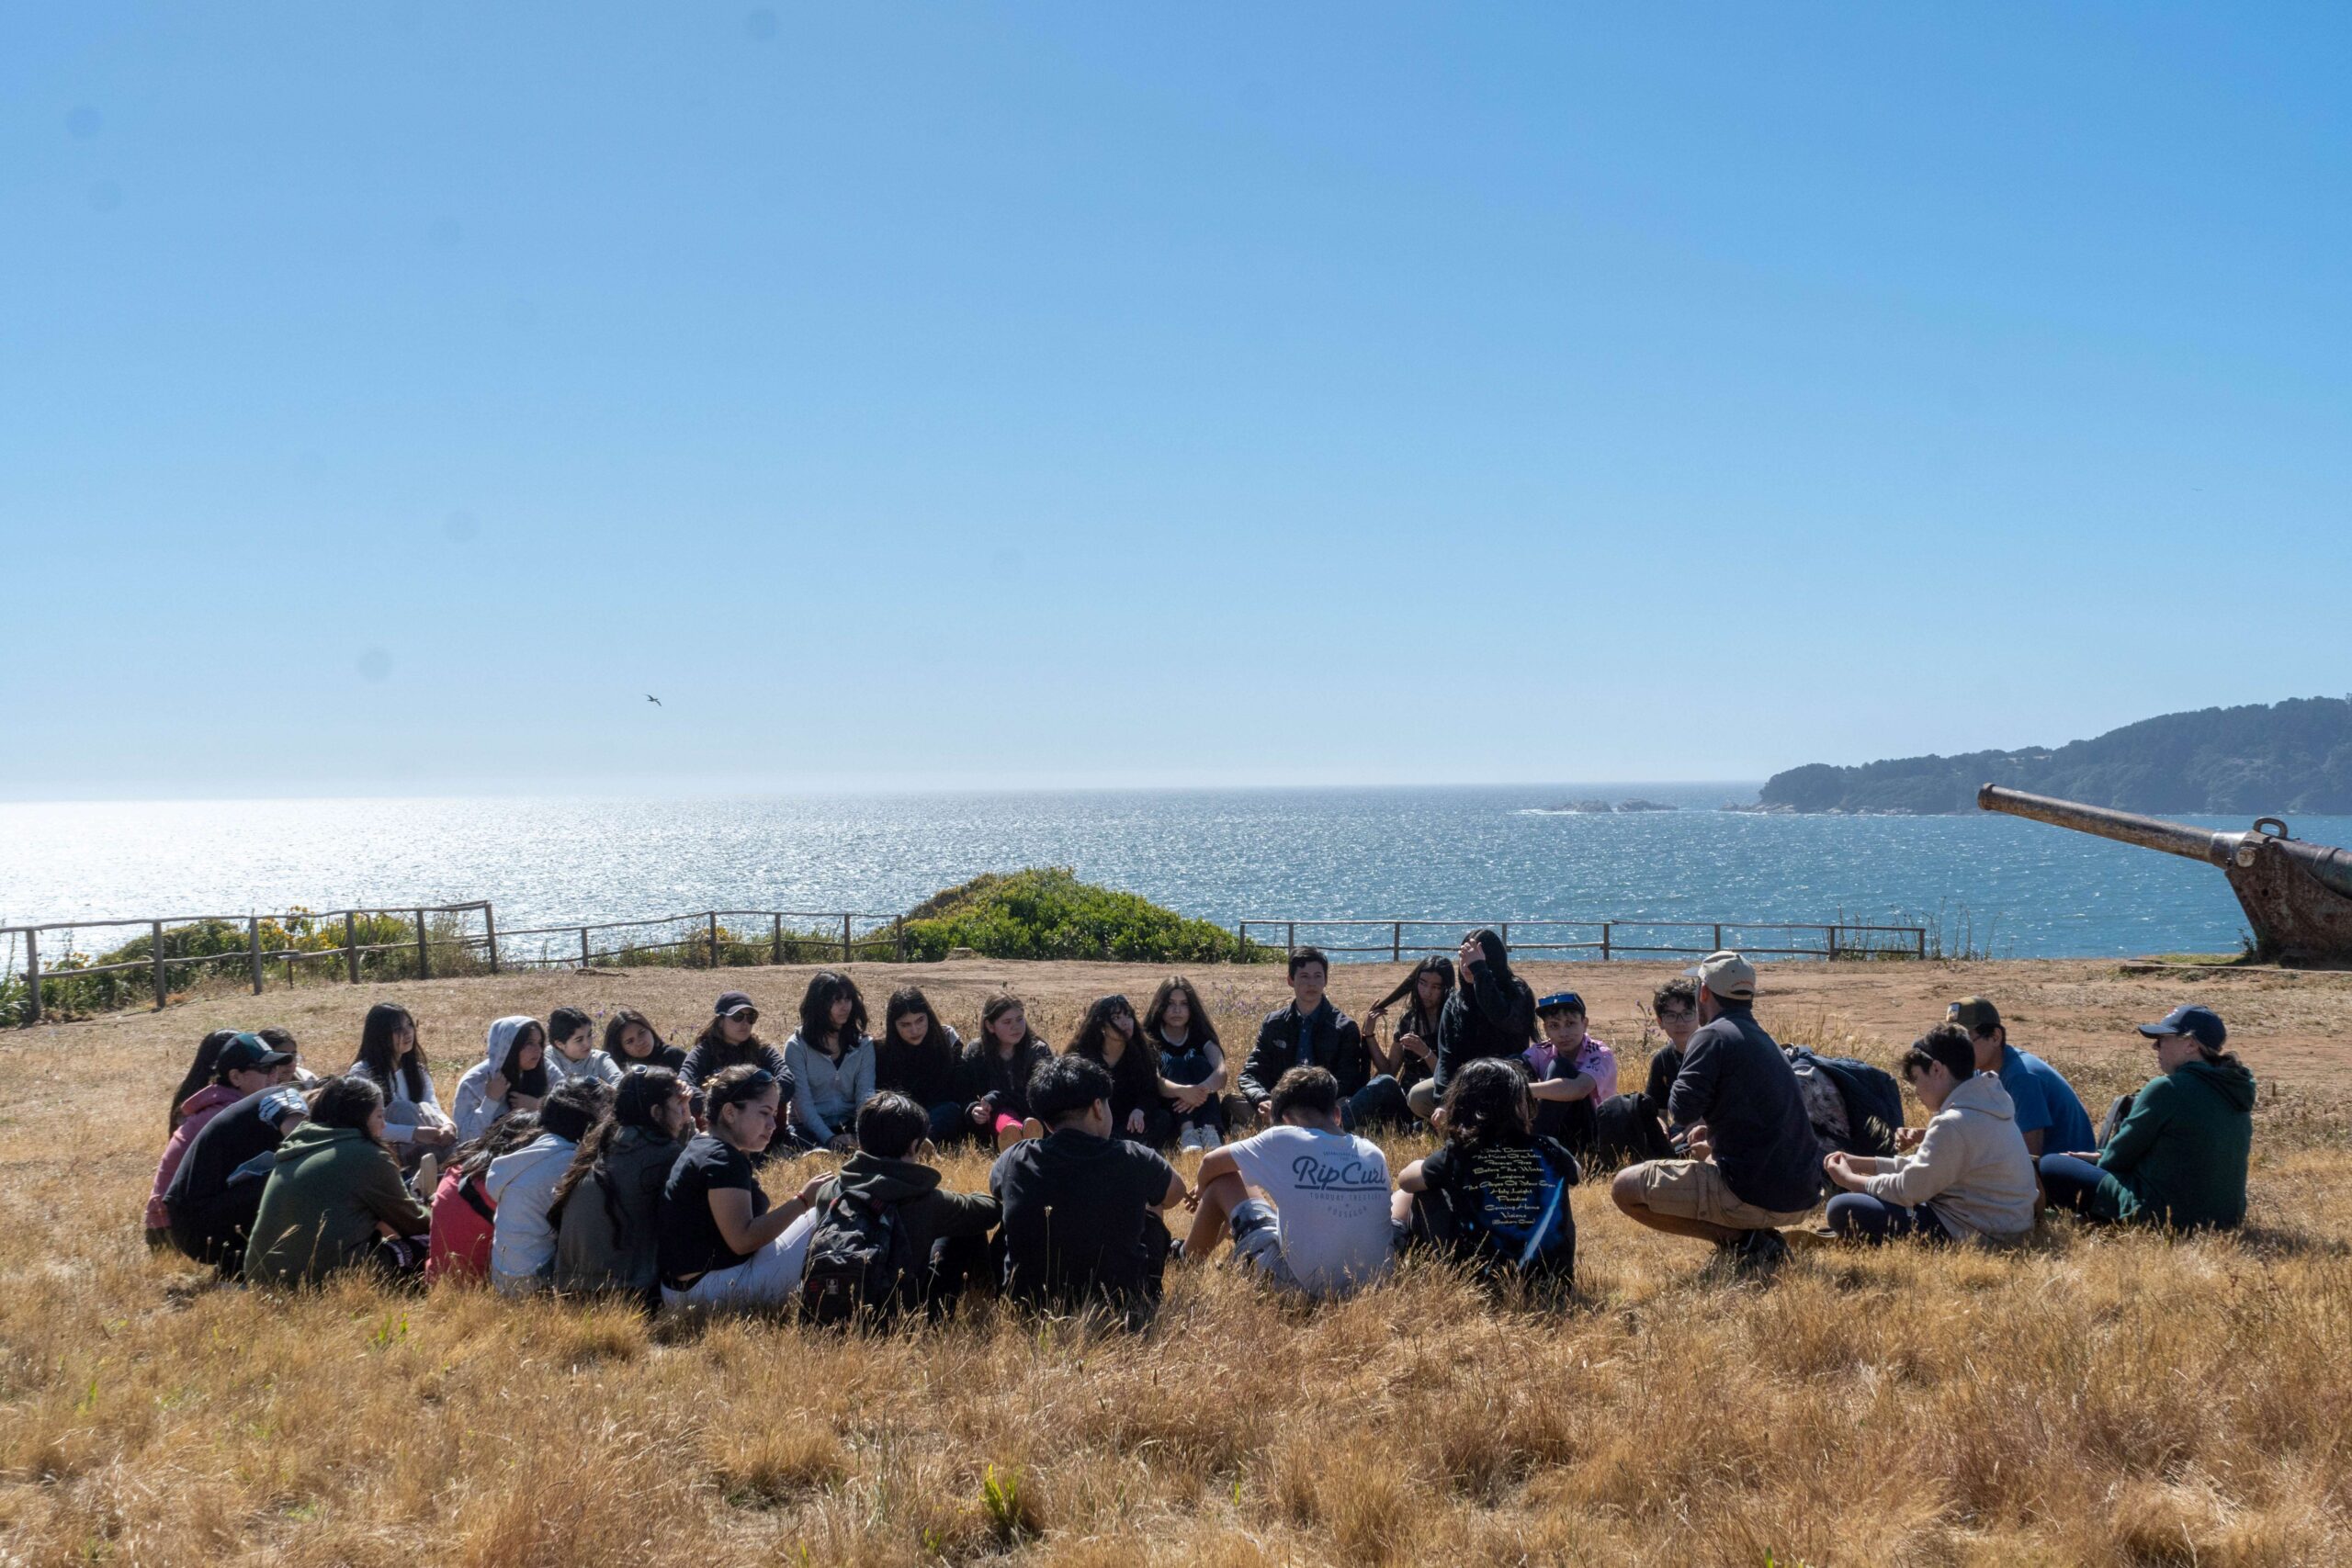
xmin=2097 ymin=1056 xmax=2256 ymax=1231
xmin=245 ymin=1123 xmax=431 ymax=1287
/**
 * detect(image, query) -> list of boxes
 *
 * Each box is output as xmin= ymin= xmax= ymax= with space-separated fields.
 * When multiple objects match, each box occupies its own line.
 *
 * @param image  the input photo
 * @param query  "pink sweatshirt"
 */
xmin=146 ymin=1084 xmax=243 ymax=1229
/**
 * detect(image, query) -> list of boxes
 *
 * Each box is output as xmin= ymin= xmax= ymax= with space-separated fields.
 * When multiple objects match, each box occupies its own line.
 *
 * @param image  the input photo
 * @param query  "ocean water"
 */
xmin=6 ymin=784 xmax=2343 ymax=962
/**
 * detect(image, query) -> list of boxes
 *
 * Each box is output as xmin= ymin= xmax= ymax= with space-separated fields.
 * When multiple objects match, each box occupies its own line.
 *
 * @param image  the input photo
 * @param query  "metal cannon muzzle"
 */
xmin=1979 ymin=784 xmax=2352 ymax=964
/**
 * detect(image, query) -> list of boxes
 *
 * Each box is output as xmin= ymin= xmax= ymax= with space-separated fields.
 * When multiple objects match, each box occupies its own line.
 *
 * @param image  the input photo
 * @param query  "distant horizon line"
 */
xmin=0 ymin=779 xmax=1769 ymax=808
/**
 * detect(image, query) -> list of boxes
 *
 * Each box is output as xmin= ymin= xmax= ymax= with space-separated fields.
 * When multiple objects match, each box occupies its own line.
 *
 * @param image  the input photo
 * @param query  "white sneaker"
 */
xmin=1197 ymin=1127 xmax=1222 ymax=1151
xmin=1178 ymin=1126 xmax=1204 ymax=1153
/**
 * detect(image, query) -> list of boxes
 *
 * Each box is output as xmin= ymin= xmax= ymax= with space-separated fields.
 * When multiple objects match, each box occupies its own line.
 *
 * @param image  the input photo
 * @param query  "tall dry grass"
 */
xmin=3 ymin=958 xmax=2349 ymax=1566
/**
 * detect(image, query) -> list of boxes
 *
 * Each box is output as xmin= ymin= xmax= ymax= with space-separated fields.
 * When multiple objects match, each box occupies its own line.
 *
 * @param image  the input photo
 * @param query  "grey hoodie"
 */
xmin=1852 ymin=1071 xmax=2039 ymax=1242
xmin=452 ymin=1016 xmax=542 ymax=1143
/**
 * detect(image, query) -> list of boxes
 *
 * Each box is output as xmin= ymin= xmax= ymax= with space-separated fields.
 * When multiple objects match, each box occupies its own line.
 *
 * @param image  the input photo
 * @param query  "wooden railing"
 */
xmin=1232 ymin=917 xmax=1928 ymax=963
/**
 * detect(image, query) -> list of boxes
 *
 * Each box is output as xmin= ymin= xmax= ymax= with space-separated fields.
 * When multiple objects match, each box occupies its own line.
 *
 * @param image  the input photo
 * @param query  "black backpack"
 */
xmin=799 ymin=1182 xmax=921 ymax=1327
xmin=1786 ymin=1046 xmax=1905 ymax=1157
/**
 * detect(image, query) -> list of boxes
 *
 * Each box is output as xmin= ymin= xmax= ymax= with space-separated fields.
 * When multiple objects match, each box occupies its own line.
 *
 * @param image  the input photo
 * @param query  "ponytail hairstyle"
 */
xmin=170 ymin=1030 xmax=242 ymax=1131
xmin=357 ymin=1003 xmax=429 ymax=1103
xmin=704 ymin=1062 xmax=782 ymax=1136
xmin=549 ymin=1066 xmax=684 ymax=1240
xmin=1438 ymin=1058 xmax=1532 ymax=1149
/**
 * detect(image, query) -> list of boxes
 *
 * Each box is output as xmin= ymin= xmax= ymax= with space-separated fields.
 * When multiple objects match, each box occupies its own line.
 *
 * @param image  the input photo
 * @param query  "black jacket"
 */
xmin=874 ymin=1024 xmax=964 ymax=1108
xmin=1432 ymin=959 xmax=1535 ymax=1092
xmin=1665 ymin=1004 xmax=1823 ymax=1214
xmin=1238 ymin=999 xmax=1368 ymax=1107
xmin=955 ymin=1037 xmax=1055 ymax=1120
xmin=164 ymin=1089 xmax=295 ymax=1209
xmin=677 ymin=1036 xmax=793 ymax=1093
xmin=826 ymin=1150 xmax=1001 ymax=1266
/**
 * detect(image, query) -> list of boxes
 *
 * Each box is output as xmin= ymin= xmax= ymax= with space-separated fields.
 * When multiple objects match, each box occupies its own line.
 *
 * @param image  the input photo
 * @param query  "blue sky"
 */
xmin=4 ymin=4 xmax=2347 ymax=797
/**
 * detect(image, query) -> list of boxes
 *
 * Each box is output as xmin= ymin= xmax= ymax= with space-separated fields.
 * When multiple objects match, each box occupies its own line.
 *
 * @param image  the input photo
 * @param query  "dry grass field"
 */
xmin=5 ymin=956 xmax=2350 ymax=1567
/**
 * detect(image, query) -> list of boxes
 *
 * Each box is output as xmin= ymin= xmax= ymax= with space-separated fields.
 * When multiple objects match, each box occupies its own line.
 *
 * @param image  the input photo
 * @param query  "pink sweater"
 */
xmin=146 ymin=1084 xmax=243 ymax=1230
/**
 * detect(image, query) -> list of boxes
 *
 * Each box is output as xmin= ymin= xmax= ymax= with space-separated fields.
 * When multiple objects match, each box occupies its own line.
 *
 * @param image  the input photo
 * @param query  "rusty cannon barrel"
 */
xmin=1978 ymin=784 xmax=2352 ymax=964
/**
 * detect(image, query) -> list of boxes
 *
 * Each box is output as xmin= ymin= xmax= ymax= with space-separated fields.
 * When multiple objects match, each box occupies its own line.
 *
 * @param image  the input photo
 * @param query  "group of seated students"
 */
xmin=141 ymin=935 xmax=2259 ymax=1323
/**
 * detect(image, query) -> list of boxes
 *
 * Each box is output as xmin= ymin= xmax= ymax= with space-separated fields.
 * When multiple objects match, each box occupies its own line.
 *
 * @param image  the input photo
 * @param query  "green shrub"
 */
xmin=899 ymin=868 xmax=1273 ymax=964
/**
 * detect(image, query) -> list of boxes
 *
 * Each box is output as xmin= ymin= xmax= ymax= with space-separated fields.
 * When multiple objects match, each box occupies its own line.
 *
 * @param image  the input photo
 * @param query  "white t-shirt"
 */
xmin=1225 ymin=1124 xmax=1396 ymax=1297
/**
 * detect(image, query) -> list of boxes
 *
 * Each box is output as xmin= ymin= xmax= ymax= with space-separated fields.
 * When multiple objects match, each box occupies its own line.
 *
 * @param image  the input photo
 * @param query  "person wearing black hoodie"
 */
xmin=163 ymin=1083 xmax=312 ymax=1275
xmin=802 ymin=1091 xmax=1002 ymax=1320
xmin=1408 ymin=930 xmax=1537 ymax=1124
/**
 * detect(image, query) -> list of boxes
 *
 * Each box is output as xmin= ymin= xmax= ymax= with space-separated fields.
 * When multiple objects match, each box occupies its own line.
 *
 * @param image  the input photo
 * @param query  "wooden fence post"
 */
xmin=1286 ymin=921 xmax=1295 ymax=958
xmin=248 ymin=918 xmax=264 ymax=996
xmin=841 ymin=914 xmax=853 ymax=964
xmin=1600 ymin=922 xmax=1611 ymax=961
xmin=484 ymin=904 xmax=500 ymax=975
xmin=345 ymin=911 xmax=361 ymax=984
xmin=152 ymin=920 xmax=166 ymax=1010
xmin=1713 ymin=923 xmax=1723 ymax=953
xmin=708 ymin=912 xmax=721 ymax=969
xmin=1915 ymin=927 xmax=1926 ymax=960
xmin=580 ymin=927 xmax=591 ymax=970
xmin=1391 ymin=921 xmax=1401 ymax=962
xmin=771 ymin=914 xmax=783 ymax=966
xmin=24 ymin=931 xmax=39 ymax=1024
xmin=413 ymin=909 xmax=429 ymax=980
xmin=1825 ymin=925 xmax=1838 ymax=960
xmin=894 ymin=917 xmax=906 ymax=962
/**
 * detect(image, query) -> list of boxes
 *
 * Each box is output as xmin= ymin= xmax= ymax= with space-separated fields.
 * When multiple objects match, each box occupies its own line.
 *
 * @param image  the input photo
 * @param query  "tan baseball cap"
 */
xmin=1693 ymin=950 xmax=1757 ymax=1001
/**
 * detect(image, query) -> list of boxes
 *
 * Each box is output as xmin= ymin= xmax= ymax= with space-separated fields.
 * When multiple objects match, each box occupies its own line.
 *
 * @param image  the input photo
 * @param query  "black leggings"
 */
xmin=1825 ymin=1192 xmax=1947 ymax=1244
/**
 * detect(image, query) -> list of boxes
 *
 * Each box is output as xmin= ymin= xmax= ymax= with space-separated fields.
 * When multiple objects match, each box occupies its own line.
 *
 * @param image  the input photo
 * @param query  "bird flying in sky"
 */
xmin=646 ymin=694 xmax=662 ymax=706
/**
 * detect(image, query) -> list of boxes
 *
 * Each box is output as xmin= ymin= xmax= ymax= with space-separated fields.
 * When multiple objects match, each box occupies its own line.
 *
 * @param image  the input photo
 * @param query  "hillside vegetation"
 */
xmin=1759 ymin=695 xmax=2352 ymax=816
xmin=4 ymin=956 xmax=2349 ymax=1565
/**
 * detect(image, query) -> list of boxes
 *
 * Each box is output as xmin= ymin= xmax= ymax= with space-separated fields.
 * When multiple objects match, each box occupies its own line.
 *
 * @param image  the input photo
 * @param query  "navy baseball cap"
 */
xmin=215 ymin=1032 xmax=294 ymax=1078
xmin=2137 ymin=1005 xmax=2226 ymax=1051
xmin=1534 ymin=992 xmax=1587 ymax=1014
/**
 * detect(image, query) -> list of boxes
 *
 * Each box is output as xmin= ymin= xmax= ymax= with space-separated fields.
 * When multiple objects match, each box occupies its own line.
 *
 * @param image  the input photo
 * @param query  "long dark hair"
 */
xmin=975 ymin=993 xmax=1043 ymax=1056
xmin=548 ymin=1066 xmax=683 ymax=1240
xmin=1438 ymin=1058 xmax=1532 ymax=1149
xmin=1141 ymin=976 xmax=1219 ymax=1051
xmin=357 ymin=1003 xmax=429 ymax=1103
xmin=884 ymin=986 xmax=956 ymax=1058
xmin=501 ymin=1020 xmax=551 ymax=1099
xmin=453 ymin=1113 xmax=543 ymax=1181
xmin=1371 ymin=957 xmax=1454 ymax=1026
xmin=1069 ymin=995 xmax=1159 ymax=1097
xmin=603 ymin=1008 xmax=668 ymax=1063
xmin=797 ymin=970 xmax=867 ymax=1053
xmin=694 ymin=1012 xmax=768 ymax=1061
xmin=310 ymin=1074 xmax=386 ymax=1136
xmin=169 ymin=1030 xmax=242 ymax=1131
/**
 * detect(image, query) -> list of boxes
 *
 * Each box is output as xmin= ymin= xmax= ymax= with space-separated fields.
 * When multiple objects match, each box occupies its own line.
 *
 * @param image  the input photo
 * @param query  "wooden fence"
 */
xmin=2 ymin=902 xmax=1928 ymax=1024
xmin=1233 ymin=917 xmax=1928 ymax=962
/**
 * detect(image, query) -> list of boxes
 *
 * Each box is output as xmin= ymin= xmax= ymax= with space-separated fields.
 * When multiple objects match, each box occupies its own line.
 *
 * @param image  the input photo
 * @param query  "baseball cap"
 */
xmin=713 ymin=990 xmax=758 ymax=1019
xmin=215 ymin=1032 xmax=295 ymax=1079
xmin=1947 ymin=998 xmax=2002 ymax=1034
xmin=1692 ymin=951 xmax=1757 ymax=1001
xmin=1534 ymin=991 xmax=1587 ymax=1014
xmin=2137 ymin=1005 xmax=2226 ymax=1051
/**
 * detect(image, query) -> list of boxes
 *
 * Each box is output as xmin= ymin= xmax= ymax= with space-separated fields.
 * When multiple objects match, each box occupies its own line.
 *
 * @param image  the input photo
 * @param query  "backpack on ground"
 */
xmin=1787 ymin=1046 xmax=1905 ymax=1156
xmin=799 ymin=1182 xmax=921 ymax=1327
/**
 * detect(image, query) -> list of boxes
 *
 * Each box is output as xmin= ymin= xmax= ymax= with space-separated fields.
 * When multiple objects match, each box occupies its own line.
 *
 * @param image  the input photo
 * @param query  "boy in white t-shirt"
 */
xmin=1178 ymin=1066 xmax=1396 ymax=1298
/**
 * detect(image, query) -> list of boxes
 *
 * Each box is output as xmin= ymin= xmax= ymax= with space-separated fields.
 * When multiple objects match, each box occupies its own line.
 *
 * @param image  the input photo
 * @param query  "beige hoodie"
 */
xmin=1854 ymin=1071 xmax=2038 ymax=1242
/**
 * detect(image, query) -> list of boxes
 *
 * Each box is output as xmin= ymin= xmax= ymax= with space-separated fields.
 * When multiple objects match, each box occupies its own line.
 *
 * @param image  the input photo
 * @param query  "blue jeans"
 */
xmin=1343 ymin=1075 xmax=1414 ymax=1133
xmin=2038 ymin=1154 xmax=2117 ymax=1223
xmin=924 ymin=1100 xmax=967 ymax=1147
xmin=1826 ymin=1191 xmax=1947 ymax=1244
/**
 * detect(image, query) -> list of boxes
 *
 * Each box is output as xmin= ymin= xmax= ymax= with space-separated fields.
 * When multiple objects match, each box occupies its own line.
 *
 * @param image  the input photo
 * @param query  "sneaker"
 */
xmin=1178 ymin=1126 xmax=1204 ymax=1154
xmin=1196 ymin=1127 xmax=1222 ymax=1151
xmin=1733 ymin=1227 xmax=1791 ymax=1277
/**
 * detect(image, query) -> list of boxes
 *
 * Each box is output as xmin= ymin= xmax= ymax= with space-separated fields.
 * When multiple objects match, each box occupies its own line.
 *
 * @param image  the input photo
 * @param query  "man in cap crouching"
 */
xmin=1610 ymin=952 xmax=1822 ymax=1274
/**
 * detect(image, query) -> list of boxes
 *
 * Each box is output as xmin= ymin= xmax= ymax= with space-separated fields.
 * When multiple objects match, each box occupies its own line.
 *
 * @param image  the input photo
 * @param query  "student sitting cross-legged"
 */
xmin=486 ymin=1076 xmax=616 ymax=1295
xmin=1393 ymin=1058 xmax=1577 ymax=1292
xmin=244 ymin=1076 xmax=434 ymax=1289
xmin=798 ymin=1091 xmax=1003 ymax=1325
xmin=2038 ymin=1006 xmax=2254 ymax=1233
xmin=657 ymin=1065 xmax=831 ymax=1312
xmin=1522 ymin=991 xmax=1618 ymax=1157
xmin=1821 ymin=1025 xmax=2038 ymax=1247
xmin=992 ymin=1055 xmax=1190 ymax=1329
xmin=1179 ymin=1066 xmax=1396 ymax=1300
xmin=552 ymin=1066 xmax=695 ymax=1303
xmin=148 ymin=1032 xmax=300 ymax=1244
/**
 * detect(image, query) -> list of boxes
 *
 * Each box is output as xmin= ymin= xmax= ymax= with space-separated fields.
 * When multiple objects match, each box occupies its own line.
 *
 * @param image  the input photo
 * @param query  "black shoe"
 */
xmin=1734 ymin=1227 xmax=1790 ymax=1277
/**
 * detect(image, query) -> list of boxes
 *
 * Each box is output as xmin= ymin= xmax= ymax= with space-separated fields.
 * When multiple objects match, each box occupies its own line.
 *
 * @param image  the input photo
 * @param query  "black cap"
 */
xmin=215 ymin=1031 xmax=294 ymax=1080
xmin=714 ymin=990 xmax=757 ymax=1019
